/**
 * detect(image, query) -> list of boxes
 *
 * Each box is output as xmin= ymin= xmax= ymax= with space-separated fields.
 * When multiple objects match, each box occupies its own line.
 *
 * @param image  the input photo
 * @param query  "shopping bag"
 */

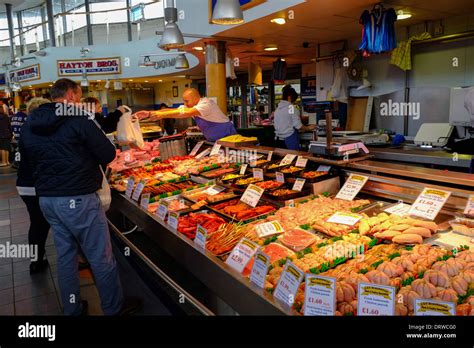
xmin=116 ymin=106 xmax=144 ymax=149
xmin=97 ymin=165 xmax=111 ymax=212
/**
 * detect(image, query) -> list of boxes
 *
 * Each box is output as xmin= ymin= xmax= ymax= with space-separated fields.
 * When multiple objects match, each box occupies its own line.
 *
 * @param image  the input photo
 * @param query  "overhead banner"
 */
xmin=57 ymin=57 xmax=121 ymax=76
xmin=9 ymin=64 xmax=41 ymax=83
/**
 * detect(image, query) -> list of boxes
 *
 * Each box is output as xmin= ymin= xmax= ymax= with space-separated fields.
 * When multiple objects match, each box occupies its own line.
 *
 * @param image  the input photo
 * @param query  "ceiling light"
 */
xmin=175 ymin=53 xmax=189 ymax=69
xmin=80 ymin=79 xmax=89 ymax=87
xmin=97 ymin=80 xmax=102 ymax=82
xmin=159 ymin=80 xmax=163 ymax=82
xmin=193 ymin=46 xmax=203 ymax=51
xmin=48 ymin=84 xmax=53 ymax=87
xmin=397 ymin=10 xmax=412 ymax=20
xmin=264 ymin=45 xmax=278 ymax=51
xmin=211 ymin=0 xmax=244 ymax=25
xmin=145 ymin=80 xmax=149 ymax=83
xmin=129 ymin=79 xmax=133 ymax=81
xmin=271 ymin=18 xmax=286 ymax=25
xmin=281 ymin=58 xmax=286 ymax=61
xmin=159 ymin=2 xmax=185 ymax=49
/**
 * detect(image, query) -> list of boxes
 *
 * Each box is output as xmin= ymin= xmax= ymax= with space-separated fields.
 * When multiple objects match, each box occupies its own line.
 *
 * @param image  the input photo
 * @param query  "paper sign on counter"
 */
xmin=317 ymin=165 xmax=331 ymax=172
xmin=253 ymin=168 xmax=264 ymax=180
xmin=210 ymin=143 xmax=222 ymax=157
xmin=464 ymin=195 xmax=474 ymax=216
xmin=292 ymin=178 xmax=306 ymax=192
xmin=195 ymin=148 xmax=211 ymax=159
xmin=267 ymin=151 xmax=273 ymax=161
xmin=280 ymin=154 xmax=296 ymax=166
xmin=250 ymin=252 xmax=270 ymax=288
xmin=206 ymin=185 xmax=226 ymax=196
xmin=255 ymin=221 xmax=284 ymax=238
xmin=327 ymin=212 xmax=362 ymax=226
xmin=194 ymin=225 xmax=207 ymax=249
xmin=125 ymin=176 xmax=136 ymax=198
xmin=274 ymin=261 xmax=304 ymax=307
xmin=409 ymin=188 xmax=452 ymax=221
xmin=131 ymin=181 xmax=146 ymax=201
xmin=167 ymin=211 xmax=179 ymax=230
xmin=240 ymin=164 xmax=248 ymax=175
xmin=295 ymin=156 xmax=308 ymax=168
xmin=240 ymin=184 xmax=264 ymax=208
xmin=335 ymin=174 xmax=369 ymax=201
xmin=276 ymin=172 xmax=285 ymax=183
xmin=156 ymin=200 xmax=169 ymax=220
xmin=414 ymin=299 xmax=455 ymax=316
xmin=140 ymin=193 xmax=150 ymax=210
xmin=357 ymin=282 xmax=395 ymax=316
xmin=304 ymin=275 xmax=336 ymax=316
xmin=189 ymin=141 xmax=204 ymax=156
xmin=384 ymin=202 xmax=411 ymax=216
xmin=225 ymin=238 xmax=259 ymax=273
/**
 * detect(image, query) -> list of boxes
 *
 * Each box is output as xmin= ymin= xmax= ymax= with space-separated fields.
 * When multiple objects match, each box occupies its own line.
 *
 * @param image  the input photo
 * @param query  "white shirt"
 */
xmin=273 ymin=100 xmax=302 ymax=138
xmin=193 ymin=98 xmax=229 ymax=123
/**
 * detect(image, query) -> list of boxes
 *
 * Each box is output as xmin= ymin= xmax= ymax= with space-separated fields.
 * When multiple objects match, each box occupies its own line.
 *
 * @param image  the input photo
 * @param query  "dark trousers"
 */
xmin=20 ymin=195 xmax=50 ymax=263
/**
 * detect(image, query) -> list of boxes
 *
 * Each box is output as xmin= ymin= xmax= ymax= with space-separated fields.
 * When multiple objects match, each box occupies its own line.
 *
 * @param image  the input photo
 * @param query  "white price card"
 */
xmin=295 ymin=156 xmax=308 ymax=168
xmin=194 ymin=225 xmax=207 ymax=249
xmin=189 ymin=141 xmax=204 ymax=156
xmin=240 ymin=164 xmax=248 ymax=175
xmin=253 ymin=168 xmax=264 ymax=180
xmin=167 ymin=211 xmax=179 ymax=230
xmin=125 ymin=176 xmax=136 ymax=198
xmin=140 ymin=193 xmax=150 ymax=210
xmin=274 ymin=261 xmax=305 ymax=307
xmin=327 ymin=212 xmax=362 ymax=226
xmin=206 ymin=185 xmax=226 ymax=196
xmin=414 ymin=299 xmax=456 ymax=316
xmin=267 ymin=151 xmax=273 ymax=161
xmin=131 ymin=181 xmax=146 ymax=201
xmin=275 ymin=172 xmax=285 ymax=183
xmin=464 ymin=195 xmax=474 ymax=216
xmin=409 ymin=188 xmax=452 ymax=221
xmin=156 ymin=200 xmax=169 ymax=220
xmin=292 ymin=178 xmax=306 ymax=192
xmin=317 ymin=165 xmax=331 ymax=172
xmin=255 ymin=220 xmax=284 ymax=239
xmin=240 ymin=184 xmax=264 ymax=208
xmin=335 ymin=174 xmax=369 ymax=201
xmin=384 ymin=202 xmax=411 ymax=216
xmin=280 ymin=154 xmax=296 ymax=166
xmin=210 ymin=143 xmax=222 ymax=157
xmin=250 ymin=252 xmax=270 ymax=289
xmin=304 ymin=275 xmax=336 ymax=316
xmin=195 ymin=148 xmax=211 ymax=159
xmin=225 ymin=238 xmax=259 ymax=273
xmin=357 ymin=282 xmax=395 ymax=316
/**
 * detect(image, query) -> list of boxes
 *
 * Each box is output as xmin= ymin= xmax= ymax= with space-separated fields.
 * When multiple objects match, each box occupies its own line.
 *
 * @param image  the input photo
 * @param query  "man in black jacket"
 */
xmin=19 ymin=78 xmax=140 ymax=316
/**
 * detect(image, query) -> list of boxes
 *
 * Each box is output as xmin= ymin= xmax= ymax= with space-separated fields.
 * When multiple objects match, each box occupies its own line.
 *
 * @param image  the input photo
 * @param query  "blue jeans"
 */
xmin=39 ymin=193 xmax=123 ymax=315
xmin=284 ymin=130 xmax=300 ymax=150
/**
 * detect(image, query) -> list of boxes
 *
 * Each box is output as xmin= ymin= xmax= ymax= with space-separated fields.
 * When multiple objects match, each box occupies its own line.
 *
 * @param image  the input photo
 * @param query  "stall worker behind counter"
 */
xmin=135 ymin=88 xmax=237 ymax=142
xmin=274 ymin=85 xmax=316 ymax=150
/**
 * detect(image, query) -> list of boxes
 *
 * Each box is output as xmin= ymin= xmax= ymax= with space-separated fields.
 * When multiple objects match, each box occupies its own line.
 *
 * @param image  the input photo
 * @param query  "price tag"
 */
xmin=409 ymin=188 xmax=452 ymax=221
xmin=194 ymin=225 xmax=207 ymax=249
xmin=195 ymin=148 xmax=211 ymax=159
xmin=384 ymin=202 xmax=411 ymax=216
xmin=275 ymin=172 xmax=285 ymax=183
xmin=317 ymin=165 xmax=331 ymax=172
xmin=225 ymin=238 xmax=259 ymax=273
xmin=189 ymin=141 xmax=204 ymax=156
xmin=414 ymin=299 xmax=456 ymax=316
xmin=335 ymin=174 xmax=369 ymax=201
xmin=255 ymin=220 xmax=284 ymax=238
xmin=125 ymin=176 xmax=136 ymax=198
xmin=280 ymin=154 xmax=296 ymax=166
xmin=140 ymin=193 xmax=150 ymax=210
xmin=156 ymin=200 xmax=169 ymax=220
xmin=240 ymin=164 xmax=248 ymax=175
xmin=206 ymin=185 xmax=226 ymax=196
xmin=295 ymin=156 xmax=308 ymax=168
xmin=250 ymin=251 xmax=270 ymax=288
xmin=210 ymin=143 xmax=222 ymax=157
xmin=240 ymin=184 xmax=264 ymax=208
xmin=253 ymin=168 xmax=264 ymax=180
xmin=357 ymin=282 xmax=395 ymax=316
xmin=463 ymin=195 xmax=474 ymax=216
xmin=267 ymin=151 xmax=273 ymax=161
xmin=327 ymin=212 xmax=362 ymax=226
xmin=274 ymin=261 xmax=304 ymax=307
xmin=292 ymin=178 xmax=306 ymax=192
xmin=304 ymin=275 xmax=336 ymax=316
xmin=167 ymin=211 xmax=179 ymax=230
xmin=131 ymin=181 xmax=146 ymax=201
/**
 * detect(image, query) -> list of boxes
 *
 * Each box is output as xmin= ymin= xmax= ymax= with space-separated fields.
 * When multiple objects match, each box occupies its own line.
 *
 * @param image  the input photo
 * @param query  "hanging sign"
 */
xmin=57 ymin=57 xmax=121 ymax=76
xmin=9 ymin=64 xmax=41 ymax=83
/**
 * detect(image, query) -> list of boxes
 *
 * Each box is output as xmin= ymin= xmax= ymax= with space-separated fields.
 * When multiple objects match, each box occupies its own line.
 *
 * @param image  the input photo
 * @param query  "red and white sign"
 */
xmin=9 ymin=64 xmax=41 ymax=83
xmin=57 ymin=57 xmax=121 ymax=76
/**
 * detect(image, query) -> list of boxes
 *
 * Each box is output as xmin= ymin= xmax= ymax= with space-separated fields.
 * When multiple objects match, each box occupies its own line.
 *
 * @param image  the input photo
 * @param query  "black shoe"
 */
xmin=78 ymin=260 xmax=91 ymax=271
xmin=29 ymin=259 xmax=49 ymax=274
xmin=117 ymin=297 xmax=143 ymax=316
xmin=80 ymin=300 xmax=89 ymax=316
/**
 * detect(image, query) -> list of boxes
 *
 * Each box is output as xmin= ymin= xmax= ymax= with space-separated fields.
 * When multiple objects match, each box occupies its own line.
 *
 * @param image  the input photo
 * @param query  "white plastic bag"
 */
xmin=97 ymin=165 xmax=111 ymax=212
xmin=116 ymin=106 xmax=144 ymax=149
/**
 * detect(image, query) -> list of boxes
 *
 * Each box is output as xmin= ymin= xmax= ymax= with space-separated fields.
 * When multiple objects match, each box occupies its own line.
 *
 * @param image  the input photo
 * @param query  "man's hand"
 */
xmin=132 ymin=110 xmax=150 ymax=120
xmin=117 ymin=105 xmax=127 ymax=114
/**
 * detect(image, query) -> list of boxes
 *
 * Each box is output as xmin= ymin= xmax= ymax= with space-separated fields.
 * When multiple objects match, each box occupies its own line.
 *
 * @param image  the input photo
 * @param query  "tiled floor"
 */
xmin=0 ymin=166 xmax=171 ymax=316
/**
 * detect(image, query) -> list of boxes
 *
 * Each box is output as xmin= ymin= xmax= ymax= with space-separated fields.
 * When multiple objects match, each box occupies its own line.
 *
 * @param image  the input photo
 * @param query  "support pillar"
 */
xmin=205 ymin=41 xmax=227 ymax=115
xmin=46 ymin=0 xmax=56 ymax=47
xmin=5 ymin=3 xmax=16 ymax=61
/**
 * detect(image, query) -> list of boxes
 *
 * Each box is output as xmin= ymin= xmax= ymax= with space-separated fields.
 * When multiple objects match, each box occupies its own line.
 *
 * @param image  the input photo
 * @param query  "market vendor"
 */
xmin=135 ymin=88 xmax=237 ymax=142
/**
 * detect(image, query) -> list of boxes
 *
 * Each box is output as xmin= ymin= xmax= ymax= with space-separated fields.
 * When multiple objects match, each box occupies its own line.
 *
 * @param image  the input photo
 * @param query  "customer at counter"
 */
xmin=274 ymin=85 xmax=315 ymax=150
xmin=135 ymin=88 xmax=237 ymax=141
xmin=82 ymin=97 xmax=127 ymax=134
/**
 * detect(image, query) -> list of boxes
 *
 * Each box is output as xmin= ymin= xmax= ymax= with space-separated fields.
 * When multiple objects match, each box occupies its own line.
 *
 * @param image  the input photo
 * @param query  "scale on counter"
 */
xmin=414 ymin=123 xmax=454 ymax=148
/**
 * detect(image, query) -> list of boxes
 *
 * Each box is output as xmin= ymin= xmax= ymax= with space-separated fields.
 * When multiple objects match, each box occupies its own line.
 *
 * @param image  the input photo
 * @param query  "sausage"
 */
xmin=392 ymin=233 xmax=423 ymax=245
xmin=412 ymin=220 xmax=438 ymax=232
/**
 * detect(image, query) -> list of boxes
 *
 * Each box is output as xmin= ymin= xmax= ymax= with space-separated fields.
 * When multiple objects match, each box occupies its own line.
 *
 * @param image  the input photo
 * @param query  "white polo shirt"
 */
xmin=193 ymin=98 xmax=229 ymax=123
